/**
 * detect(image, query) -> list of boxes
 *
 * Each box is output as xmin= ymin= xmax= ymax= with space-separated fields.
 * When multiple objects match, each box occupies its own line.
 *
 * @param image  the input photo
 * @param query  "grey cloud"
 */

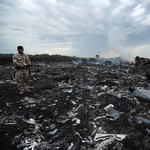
xmin=128 ymin=29 xmax=150 ymax=46
xmin=145 ymin=2 xmax=150 ymax=13
xmin=72 ymin=34 xmax=108 ymax=57
xmin=0 ymin=0 xmax=19 ymax=6
xmin=0 ymin=0 xmax=150 ymax=59
xmin=0 ymin=39 xmax=18 ymax=54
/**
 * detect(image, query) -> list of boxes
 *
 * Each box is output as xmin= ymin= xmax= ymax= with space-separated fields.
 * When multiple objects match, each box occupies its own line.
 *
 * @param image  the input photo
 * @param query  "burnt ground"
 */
xmin=0 ymin=59 xmax=150 ymax=150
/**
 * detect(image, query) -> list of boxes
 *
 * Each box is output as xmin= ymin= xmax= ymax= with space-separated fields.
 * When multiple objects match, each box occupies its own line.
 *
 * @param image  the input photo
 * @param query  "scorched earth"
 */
xmin=0 ymin=57 xmax=150 ymax=150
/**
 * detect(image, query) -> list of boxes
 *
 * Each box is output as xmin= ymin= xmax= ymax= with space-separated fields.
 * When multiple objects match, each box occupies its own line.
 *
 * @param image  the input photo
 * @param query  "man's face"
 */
xmin=18 ymin=49 xmax=24 ymax=54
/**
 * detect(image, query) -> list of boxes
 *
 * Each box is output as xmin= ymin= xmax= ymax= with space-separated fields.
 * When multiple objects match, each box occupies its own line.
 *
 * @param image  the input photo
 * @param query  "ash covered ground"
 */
xmin=1 ymin=57 xmax=150 ymax=150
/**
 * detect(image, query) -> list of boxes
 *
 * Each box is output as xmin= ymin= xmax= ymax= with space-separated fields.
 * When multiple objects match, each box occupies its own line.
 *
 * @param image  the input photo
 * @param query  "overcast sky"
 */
xmin=0 ymin=0 xmax=150 ymax=60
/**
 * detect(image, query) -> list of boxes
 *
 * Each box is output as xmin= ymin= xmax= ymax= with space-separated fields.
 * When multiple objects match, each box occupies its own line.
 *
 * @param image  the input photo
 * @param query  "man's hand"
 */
xmin=24 ymin=62 xmax=30 ymax=66
xmin=26 ymin=62 xmax=30 ymax=66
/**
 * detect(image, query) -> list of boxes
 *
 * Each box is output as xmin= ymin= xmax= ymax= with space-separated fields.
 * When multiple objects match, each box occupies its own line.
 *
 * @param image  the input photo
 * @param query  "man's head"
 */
xmin=17 ymin=45 xmax=24 ymax=54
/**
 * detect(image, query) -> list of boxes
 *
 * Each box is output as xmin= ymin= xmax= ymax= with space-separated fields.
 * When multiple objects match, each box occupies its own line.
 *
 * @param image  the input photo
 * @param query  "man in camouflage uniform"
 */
xmin=12 ymin=46 xmax=31 ymax=94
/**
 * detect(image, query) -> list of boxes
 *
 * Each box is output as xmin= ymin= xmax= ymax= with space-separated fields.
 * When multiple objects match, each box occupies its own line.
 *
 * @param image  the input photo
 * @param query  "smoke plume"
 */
xmin=108 ymin=26 xmax=134 ymax=62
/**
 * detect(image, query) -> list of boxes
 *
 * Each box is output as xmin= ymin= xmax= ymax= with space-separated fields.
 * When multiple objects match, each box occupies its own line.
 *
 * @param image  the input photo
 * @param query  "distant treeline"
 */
xmin=0 ymin=54 xmax=84 ymax=64
xmin=0 ymin=54 xmax=149 ymax=65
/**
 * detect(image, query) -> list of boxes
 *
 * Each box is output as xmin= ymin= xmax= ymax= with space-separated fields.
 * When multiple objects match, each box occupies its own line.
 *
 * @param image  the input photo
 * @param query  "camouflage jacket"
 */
xmin=12 ymin=53 xmax=31 ymax=68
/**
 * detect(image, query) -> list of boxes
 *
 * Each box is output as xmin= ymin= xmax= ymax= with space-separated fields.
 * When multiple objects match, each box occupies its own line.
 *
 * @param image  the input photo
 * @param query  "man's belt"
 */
xmin=15 ymin=66 xmax=28 ymax=70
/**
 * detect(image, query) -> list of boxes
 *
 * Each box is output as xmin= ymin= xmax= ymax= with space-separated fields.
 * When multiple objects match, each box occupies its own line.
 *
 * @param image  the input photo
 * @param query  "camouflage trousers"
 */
xmin=15 ymin=69 xmax=30 ymax=94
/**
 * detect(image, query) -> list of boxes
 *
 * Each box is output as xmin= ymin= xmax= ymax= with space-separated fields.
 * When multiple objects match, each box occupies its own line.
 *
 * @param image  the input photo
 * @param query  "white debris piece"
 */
xmin=116 ymin=93 xmax=122 ymax=98
xmin=135 ymin=116 xmax=150 ymax=124
xmin=63 ymin=89 xmax=73 ymax=93
xmin=74 ymin=104 xmax=83 ymax=112
xmin=71 ymin=100 xmax=76 ymax=105
xmin=94 ymin=116 xmax=106 ymax=121
xmin=18 ymin=138 xmax=41 ymax=150
xmin=89 ymin=122 xmax=97 ymax=128
xmin=25 ymin=97 xmax=35 ymax=104
xmin=133 ymin=87 xmax=150 ymax=100
xmin=72 ymin=117 xmax=81 ymax=124
xmin=0 ymin=80 xmax=5 ymax=84
xmin=76 ymin=132 xmax=82 ymax=139
xmin=101 ymin=85 xmax=109 ymax=91
xmin=23 ymin=118 xmax=36 ymax=124
xmin=97 ymin=92 xmax=105 ymax=97
xmin=106 ymin=89 xmax=114 ymax=95
xmin=33 ymin=124 xmax=40 ymax=133
xmin=67 ymin=142 xmax=74 ymax=150
xmin=104 ymin=104 xmax=114 ymax=111
xmin=10 ymin=80 xmax=17 ymax=84
xmin=67 ymin=111 xmax=78 ymax=118
xmin=6 ymin=102 xmax=11 ymax=107
xmin=49 ymin=129 xmax=58 ymax=134
xmin=94 ymin=133 xmax=127 ymax=141
xmin=23 ymin=141 xmax=38 ymax=150
xmin=48 ymin=104 xmax=56 ymax=107
xmin=104 ymin=104 xmax=120 ymax=120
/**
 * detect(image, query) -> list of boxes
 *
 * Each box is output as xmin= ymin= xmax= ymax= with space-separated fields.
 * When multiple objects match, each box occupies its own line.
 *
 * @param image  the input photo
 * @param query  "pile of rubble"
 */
xmin=0 ymin=59 xmax=150 ymax=150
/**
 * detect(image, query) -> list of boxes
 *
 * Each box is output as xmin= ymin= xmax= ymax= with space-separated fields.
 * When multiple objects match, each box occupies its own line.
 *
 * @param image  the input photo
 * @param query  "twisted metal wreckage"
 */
xmin=0 ymin=57 xmax=150 ymax=149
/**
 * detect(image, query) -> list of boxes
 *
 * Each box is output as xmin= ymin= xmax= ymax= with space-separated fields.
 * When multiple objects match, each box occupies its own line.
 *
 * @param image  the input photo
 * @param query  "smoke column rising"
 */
xmin=108 ymin=26 xmax=134 ymax=62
